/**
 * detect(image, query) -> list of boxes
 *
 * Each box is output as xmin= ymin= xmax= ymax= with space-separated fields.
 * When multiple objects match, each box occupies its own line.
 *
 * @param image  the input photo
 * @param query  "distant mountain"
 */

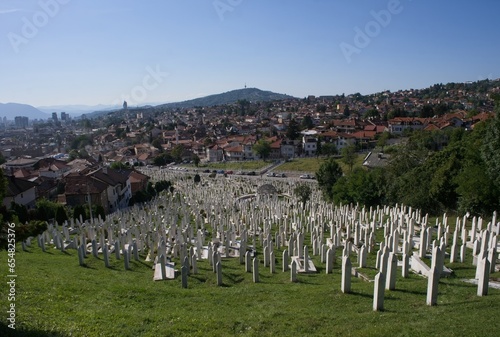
xmin=156 ymin=88 xmax=295 ymax=109
xmin=0 ymin=103 xmax=50 ymax=120
xmin=37 ymin=104 xmax=120 ymax=117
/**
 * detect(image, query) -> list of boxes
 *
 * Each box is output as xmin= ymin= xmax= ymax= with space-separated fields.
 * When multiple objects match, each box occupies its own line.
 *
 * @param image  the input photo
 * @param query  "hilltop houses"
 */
xmin=1 ymin=80 xmax=498 ymax=218
xmin=1 ymin=156 xmax=148 ymax=215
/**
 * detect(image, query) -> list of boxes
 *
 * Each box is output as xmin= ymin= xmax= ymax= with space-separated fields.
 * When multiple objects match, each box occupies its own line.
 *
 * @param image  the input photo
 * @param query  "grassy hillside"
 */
xmin=277 ymin=155 xmax=365 ymax=174
xmin=1 ymin=238 xmax=499 ymax=337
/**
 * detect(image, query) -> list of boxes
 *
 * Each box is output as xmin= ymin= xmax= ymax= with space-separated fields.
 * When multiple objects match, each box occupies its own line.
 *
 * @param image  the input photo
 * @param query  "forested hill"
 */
xmin=155 ymin=88 xmax=295 ymax=109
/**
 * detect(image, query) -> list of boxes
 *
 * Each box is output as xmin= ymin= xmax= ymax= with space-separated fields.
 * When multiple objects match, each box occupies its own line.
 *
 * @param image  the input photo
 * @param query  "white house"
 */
xmin=3 ymin=176 xmax=37 ymax=209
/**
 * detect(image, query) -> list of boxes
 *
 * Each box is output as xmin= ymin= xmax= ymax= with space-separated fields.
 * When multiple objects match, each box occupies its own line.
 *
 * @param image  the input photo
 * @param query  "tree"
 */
xmin=0 ymin=169 xmax=6 ymax=202
xmin=301 ymin=114 xmax=314 ymax=130
xmin=152 ymin=138 xmax=163 ymax=151
xmin=315 ymin=158 xmax=343 ymax=201
xmin=73 ymin=205 xmax=87 ymax=221
xmin=55 ymin=205 xmax=68 ymax=226
xmin=1 ymin=220 xmax=47 ymax=250
xmin=341 ymin=145 xmax=357 ymax=172
xmin=93 ymin=205 xmax=106 ymax=221
xmin=316 ymin=138 xmax=322 ymax=157
xmin=252 ymin=139 xmax=271 ymax=160
xmin=11 ymin=203 xmax=28 ymax=224
xmin=110 ymin=162 xmax=128 ymax=170
xmin=332 ymin=167 xmax=380 ymax=207
xmin=364 ymin=108 xmax=380 ymax=119
xmin=286 ymin=118 xmax=300 ymax=140
xmin=343 ymin=105 xmax=350 ymax=117
xmin=153 ymin=153 xmax=174 ymax=166
xmin=171 ymin=144 xmax=184 ymax=162
xmin=146 ymin=182 xmax=157 ymax=197
xmin=376 ymin=132 xmax=391 ymax=151
xmin=237 ymin=99 xmax=250 ymax=116
xmin=115 ymin=128 xmax=125 ymax=139
xmin=70 ymin=135 xmax=92 ymax=150
xmin=35 ymin=198 xmax=57 ymax=221
xmin=68 ymin=149 xmax=80 ymax=161
xmin=455 ymin=164 xmax=499 ymax=216
xmin=294 ymin=183 xmax=312 ymax=210
xmin=193 ymin=154 xmax=201 ymax=167
xmin=316 ymin=104 xmax=327 ymax=113
xmin=321 ymin=143 xmax=338 ymax=157
xmin=155 ymin=180 xmax=172 ymax=193
xmin=481 ymin=108 xmax=500 ymax=189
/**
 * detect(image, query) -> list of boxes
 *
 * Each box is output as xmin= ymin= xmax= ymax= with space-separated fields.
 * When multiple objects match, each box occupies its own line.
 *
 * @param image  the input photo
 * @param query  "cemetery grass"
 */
xmin=198 ymin=160 xmax=269 ymax=171
xmin=1 ymin=244 xmax=499 ymax=337
xmin=278 ymin=155 xmax=364 ymax=174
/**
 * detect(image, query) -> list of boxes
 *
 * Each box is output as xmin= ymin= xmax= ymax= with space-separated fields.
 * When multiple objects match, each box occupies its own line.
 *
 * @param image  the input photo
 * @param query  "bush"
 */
xmin=73 ymin=205 xmax=87 ymax=222
xmin=55 ymin=205 xmax=68 ymax=226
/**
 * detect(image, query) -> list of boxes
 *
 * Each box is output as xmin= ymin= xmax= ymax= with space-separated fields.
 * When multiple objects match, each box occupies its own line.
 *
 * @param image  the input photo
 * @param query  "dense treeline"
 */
xmin=318 ymin=107 xmax=500 ymax=217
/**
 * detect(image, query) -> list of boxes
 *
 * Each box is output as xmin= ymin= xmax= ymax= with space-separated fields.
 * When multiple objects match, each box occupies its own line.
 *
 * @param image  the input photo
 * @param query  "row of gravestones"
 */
xmin=27 ymin=173 xmax=499 ymax=309
xmin=147 ymin=171 xmax=500 ymax=300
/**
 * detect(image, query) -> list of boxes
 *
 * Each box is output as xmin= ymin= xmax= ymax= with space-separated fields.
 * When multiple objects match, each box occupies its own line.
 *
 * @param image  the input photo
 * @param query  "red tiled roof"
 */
xmin=351 ymin=131 xmax=376 ymax=139
xmin=225 ymin=145 xmax=243 ymax=153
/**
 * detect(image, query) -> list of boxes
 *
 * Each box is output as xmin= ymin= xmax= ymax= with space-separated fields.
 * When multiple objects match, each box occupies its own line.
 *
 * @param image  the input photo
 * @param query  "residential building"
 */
xmin=3 ymin=175 xmax=38 ymax=209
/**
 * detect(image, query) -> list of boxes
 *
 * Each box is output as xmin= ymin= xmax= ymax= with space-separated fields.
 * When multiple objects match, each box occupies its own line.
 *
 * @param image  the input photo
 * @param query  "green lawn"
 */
xmin=187 ymin=155 xmax=366 ymax=174
xmin=277 ymin=155 xmax=365 ymax=174
xmin=195 ymin=160 xmax=269 ymax=171
xmin=1 ymin=236 xmax=499 ymax=337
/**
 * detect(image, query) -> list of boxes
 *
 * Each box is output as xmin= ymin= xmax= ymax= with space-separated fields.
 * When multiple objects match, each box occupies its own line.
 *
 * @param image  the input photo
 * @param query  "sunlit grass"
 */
xmin=1 ymin=237 xmax=499 ymax=337
xmin=195 ymin=160 xmax=269 ymax=171
xmin=277 ymin=155 xmax=365 ymax=174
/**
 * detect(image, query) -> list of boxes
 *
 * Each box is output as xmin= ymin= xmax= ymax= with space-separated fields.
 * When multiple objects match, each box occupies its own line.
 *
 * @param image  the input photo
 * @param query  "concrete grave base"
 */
xmin=290 ymin=256 xmax=317 ymax=273
xmin=153 ymin=261 xmax=176 ymax=280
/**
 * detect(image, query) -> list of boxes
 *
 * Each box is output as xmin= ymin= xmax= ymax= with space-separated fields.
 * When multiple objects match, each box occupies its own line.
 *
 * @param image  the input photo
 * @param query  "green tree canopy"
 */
xmin=171 ymin=144 xmax=185 ymax=162
xmin=70 ymin=135 xmax=92 ymax=150
xmin=153 ymin=153 xmax=174 ymax=166
xmin=481 ymin=108 xmax=500 ymax=189
xmin=0 ymin=169 xmax=6 ymax=202
xmin=301 ymin=115 xmax=314 ymax=130
xmin=316 ymin=158 xmax=343 ymax=201
xmin=194 ymin=174 xmax=201 ymax=184
xmin=376 ymin=132 xmax=391 ymax=151
xmin=332 ymin=167 xmax=380 ymax=207
xmin=110 ymin=162 xmax=128 ymax=170
xmin=320 ymin=143 xmax=338 ymax=157
xmin=286 ymin=118 xmax=300 ymax=140
xmin=73 ymin=205 xmax=87 ymax=222
xmin=252 ymin=139 xmax=271 ymax=160
xmin=341 ymin=145 xmax=357 ymax=173
xmin=193 ymin=154 xmax=201 ymax=167
xmin=35 ymin=198 xmax=58 ymax=221
xmin=294 ymin=183 xmax=312 ymax=210
xmin=55 ymin=205 xmax=68 ymax=226
xmin=152 ymin=138 xmax=163 ymax=151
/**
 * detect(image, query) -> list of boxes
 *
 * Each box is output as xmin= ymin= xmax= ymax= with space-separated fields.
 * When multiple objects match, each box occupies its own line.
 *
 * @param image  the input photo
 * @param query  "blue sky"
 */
xmin=0 ymin=0 xmax=499 ymax=107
